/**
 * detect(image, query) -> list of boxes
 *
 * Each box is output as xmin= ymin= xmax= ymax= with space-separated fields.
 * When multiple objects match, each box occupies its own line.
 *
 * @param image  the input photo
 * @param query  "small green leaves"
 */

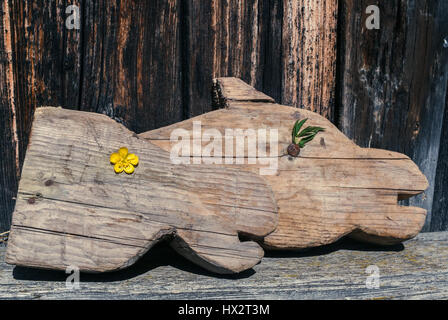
xmin=291 ymin=118 xmax=325 ymax=148
xmin=292 ymin=118 xmax=308 ymax=143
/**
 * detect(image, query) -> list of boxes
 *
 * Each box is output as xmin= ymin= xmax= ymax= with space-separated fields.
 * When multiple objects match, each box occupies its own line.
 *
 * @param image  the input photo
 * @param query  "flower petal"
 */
xmin=126 ymin=153 xmax=139 ymax=166
xmin=110 ymin=152 xmax=121 ymax=164
xmin=124 ymin=163 xmax=135 ymax=174
xmin=118 ymin=147 xmax=128 ymax=159
xmin=114 ymin=162 xmax=124 ymax=173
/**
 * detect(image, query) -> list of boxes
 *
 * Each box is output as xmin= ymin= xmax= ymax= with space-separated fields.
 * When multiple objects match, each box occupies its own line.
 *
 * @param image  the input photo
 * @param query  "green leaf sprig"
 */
xmin=292 ymin=118 xmax=325 ymax=148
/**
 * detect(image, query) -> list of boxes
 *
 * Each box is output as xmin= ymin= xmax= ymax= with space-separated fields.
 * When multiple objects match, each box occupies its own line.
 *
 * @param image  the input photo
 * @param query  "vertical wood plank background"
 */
xmin=338 ymin=0 xmax=448 ymax=231
xmin=0 ymin=0 xmax=17 ymax=233
xmin=0 ymin=0 xmax=447 ymax=234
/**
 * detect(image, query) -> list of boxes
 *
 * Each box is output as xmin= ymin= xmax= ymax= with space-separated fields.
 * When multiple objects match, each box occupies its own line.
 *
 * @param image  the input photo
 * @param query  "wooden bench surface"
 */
xmin=1 ymin=231 xmax=447 ymax=299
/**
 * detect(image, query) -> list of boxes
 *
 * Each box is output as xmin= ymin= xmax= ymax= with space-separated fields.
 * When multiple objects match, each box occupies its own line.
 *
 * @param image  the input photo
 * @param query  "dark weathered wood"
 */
xmin=0 ymin=0 xmax=186 ymax=232
xmin=142 ymin=78 xmax=429 ymax=250
xmin=1 ymin=0 xmax=448 ymax=236
xmin=79 ymin=0 xmax=184 ymax=132
xmin=337 ymin=0 xmax=448 ymax=231
xmin=6 ymin=107 xmax=277 ymax=274
xmin=11 ymin=0 xmax=82 ymax=111
xmin=1 ymin=232 xmax=447 ymax=299
xmin=262 ymin=0 xmax=282 ymax=102
xmin=184 ymin=0 xmax=269 ymax=117
xmin=184 ymin=0 xmax=339 ymax=120
xmin=431 ymin=88 xmax=448 ymax=231
xmin=0 ymin=0 xmax=17 ymax=232
xmin=281 ymin=0 xmax=338 ymax=121
xmin=0 ymin=0 xmax=83 ymax=232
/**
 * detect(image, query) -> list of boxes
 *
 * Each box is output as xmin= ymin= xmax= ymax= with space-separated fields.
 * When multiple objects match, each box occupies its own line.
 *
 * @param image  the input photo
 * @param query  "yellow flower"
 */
xmin=110 ymin=147 xmax=139 ymax=174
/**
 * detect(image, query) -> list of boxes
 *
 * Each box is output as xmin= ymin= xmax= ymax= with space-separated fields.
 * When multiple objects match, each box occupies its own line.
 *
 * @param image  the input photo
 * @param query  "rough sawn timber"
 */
xmin=141 ymin=77 xmax=429 ymax=250
xmin=5 ymin=107 xmax=278 ymax=274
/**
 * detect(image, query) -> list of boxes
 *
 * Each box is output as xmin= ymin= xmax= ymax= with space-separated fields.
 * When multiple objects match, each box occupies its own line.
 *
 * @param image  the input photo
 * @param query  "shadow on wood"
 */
xmin=10 ymin=236 xmax=404 ymax=283
xmin=11 ymin=242 xmax=256 ymax=282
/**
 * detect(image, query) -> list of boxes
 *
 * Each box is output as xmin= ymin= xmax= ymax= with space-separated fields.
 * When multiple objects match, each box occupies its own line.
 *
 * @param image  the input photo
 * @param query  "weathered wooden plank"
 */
xmin=0 ymin=0 xmax=341 ymax=234
xmin=281 ymin=0 xmax=338 ymax=121
xmin=141 ymin=78 xmax=428 ymax=250
xmin=187 ymin=0 xmax=339 ymax=120
xmin=337 ymin=0 xmax=448 ymax=231
xmin=0 ymin=0 xmax=83 ymax=232
xmin=0 ymin=0 xmax=17 ymax=233
xmin=212 ymin=77 xmax=274 ymax=108
xmin=79 ymin=0 xmax=184 ymax=132
xmin=262 ymin=0 xmax=283 ymax=102
xmin=431 ymin=89 xmax=448 ymax=231
xmin=1 ymin=232 xmax=447 ymax=299
xmin=184 ymin=0 xmax=269 ymax=117
xmin=5 ymin=107 xmax=277 ymax=274
xmin=11 ymin=0 xmax=82 ymax=112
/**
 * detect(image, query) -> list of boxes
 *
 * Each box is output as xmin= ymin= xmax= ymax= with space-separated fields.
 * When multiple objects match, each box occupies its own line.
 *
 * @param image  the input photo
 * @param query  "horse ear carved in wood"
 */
xmin=141 ymin=77 xmax=429 ymax=250
xmin=5 ymin=107 xmax=278 ymax=274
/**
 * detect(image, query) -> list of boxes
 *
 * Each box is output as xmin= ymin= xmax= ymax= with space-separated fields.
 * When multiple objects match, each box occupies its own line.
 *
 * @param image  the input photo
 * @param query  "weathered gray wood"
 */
xmin=184 ymin=0 xmax=270 ymax=118
xmin=1 ymin=232 xmax=447 ymax=299
xmin=280 ymin=0 xmax=338 ymax=121
xmin=141 ymin=77 xmax=429 ymax=250
xmin=337 ymin=0 xmax=448 ymax=231
xmin=0 ymin=0 xmax=17 ymax=233
xmin=431 ymin=91 xmax=448 ymax=231
xmin=5 ymin=107 xmax=278 ymax=274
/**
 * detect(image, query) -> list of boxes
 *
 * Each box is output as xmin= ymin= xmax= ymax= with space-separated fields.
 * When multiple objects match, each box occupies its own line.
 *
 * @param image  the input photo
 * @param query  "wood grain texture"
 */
xmin=1 ymin=232 xmax=447 ymax=299
xmin=281 ymin=0 xmax=338 ymax=121
xmin=0 ymin=0 xmax=17 ymax=232
xmin=184 ymin=0 xmax=269 ymax=117
xmin=0 ymin=0 xmax=83 ymax=232
xmin=212 ymin=77 xmax=274 ymax=108
xmin=337 ymin=0 xmax=448 ymax=231
xmin=183 ymin=0 xmax=339 ymax=120
xmin=79 ymin=0 xmax=184 ymax=131
xmin=431 ymin=88 xmax=448 ymax=231
xmin=11 ymin=0 xmax=82 ymax=111
xmin=0 ymin=0 xmax=186 ymax=232
xmin=141 ymin=78 xmax=428 ymax=250
xmin=5 ymin=107 xmax=278 ymax=274
xmin=1 ymin=0 xmax=448 ymax=236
